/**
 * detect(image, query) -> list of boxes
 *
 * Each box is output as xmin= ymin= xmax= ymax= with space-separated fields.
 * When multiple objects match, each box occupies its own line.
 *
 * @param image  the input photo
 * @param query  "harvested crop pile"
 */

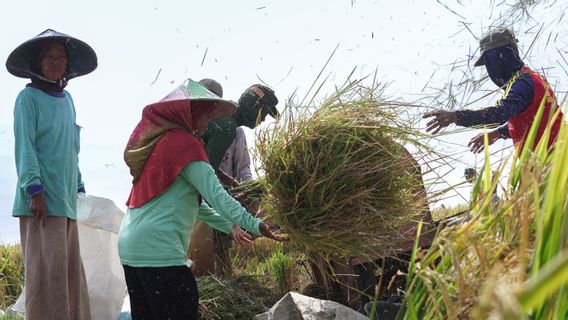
xmin=257 ymin=83 xmax=430 ymax=258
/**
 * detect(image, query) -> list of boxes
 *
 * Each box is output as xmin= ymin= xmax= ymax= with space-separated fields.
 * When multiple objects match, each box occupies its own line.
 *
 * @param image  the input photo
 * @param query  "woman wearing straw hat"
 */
xmin=423 ymin=27 xmax=564 ymax=153
xmin=7 ymin=29 xmax=97 ymax=320
xmin=119 ymin=80 xmax=287 ymax=320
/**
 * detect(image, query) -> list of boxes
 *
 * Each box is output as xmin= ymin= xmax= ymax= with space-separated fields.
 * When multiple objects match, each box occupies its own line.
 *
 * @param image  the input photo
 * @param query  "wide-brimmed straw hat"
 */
xmin=160 ymin=79 xmax=236 ymax=122
xmin=6 ymin=29 xmax=97 ymax=79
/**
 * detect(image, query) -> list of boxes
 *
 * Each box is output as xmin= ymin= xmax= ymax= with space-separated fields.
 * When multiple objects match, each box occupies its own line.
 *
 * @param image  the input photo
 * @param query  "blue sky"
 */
xmin=0 ymin=0 xmax=566 ymax=243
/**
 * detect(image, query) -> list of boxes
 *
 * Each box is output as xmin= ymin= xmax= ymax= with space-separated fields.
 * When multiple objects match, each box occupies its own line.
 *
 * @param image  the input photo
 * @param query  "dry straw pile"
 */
xmin=257 ymin=81 xmax=431 ymax=258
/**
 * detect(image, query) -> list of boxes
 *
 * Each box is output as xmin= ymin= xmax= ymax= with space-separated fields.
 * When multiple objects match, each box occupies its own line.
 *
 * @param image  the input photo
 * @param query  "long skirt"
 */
xmin=20 ymin=216 xmax=91 ymax=320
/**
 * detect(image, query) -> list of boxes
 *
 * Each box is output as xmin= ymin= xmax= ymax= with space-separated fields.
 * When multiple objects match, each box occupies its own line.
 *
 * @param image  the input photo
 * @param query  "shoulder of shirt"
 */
xmin=512 ymin=73 xmax=534 ymax=90
xmin=217 ymin=117 xmax=236 ymax=126
xmin=15 ymin=87 xmax=39 ymax=104
xmin=185 ymin=160 xmax=213 ymax=175
xmin=235 ymin=127 xmax=245 ymax=137
xmin=18 ymin=86 xmax=37 ymax=96
xmin=207 ymin=117 xmax=237 ymax=133
xmin=17 ymin=87 xmax=74 ymax=99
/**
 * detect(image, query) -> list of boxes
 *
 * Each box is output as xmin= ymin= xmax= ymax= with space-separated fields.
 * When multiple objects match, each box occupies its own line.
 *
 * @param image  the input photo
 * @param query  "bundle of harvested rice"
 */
xmin=257 ymin=82 xmax=431 ymax=258
xmin=197 ymin=275 xmax=279 ymax=320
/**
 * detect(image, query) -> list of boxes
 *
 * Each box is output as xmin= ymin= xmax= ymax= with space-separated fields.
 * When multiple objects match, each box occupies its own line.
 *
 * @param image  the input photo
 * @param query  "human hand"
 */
xmin=423 ymin=111 xmax=458 ymax=134
xmin=468 ymin=130 xmax=501 ymax=153
xmin=259 ymin=222 xmax=289 ymax=242
xmin=219 ymin=170 xmax=239 ymax=187
xmin=231 ymin=225 xmax=253 ymax=246
xmin=29 ymin=192 xmax=48 ymax=226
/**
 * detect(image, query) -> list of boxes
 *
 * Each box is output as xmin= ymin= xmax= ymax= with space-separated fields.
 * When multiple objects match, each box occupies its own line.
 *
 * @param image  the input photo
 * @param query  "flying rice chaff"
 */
xmin=256 ymin=82 xmax=434 ymax=259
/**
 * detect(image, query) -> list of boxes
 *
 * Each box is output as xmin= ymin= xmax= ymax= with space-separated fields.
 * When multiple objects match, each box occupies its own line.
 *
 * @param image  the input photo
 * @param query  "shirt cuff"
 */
xmin=26 ymin=184 xmax=44 ymax=197
xmin=497 ymin=124 xmax=510 ymax=139
xmin=455 ymin=110 xmax=470 ymax=127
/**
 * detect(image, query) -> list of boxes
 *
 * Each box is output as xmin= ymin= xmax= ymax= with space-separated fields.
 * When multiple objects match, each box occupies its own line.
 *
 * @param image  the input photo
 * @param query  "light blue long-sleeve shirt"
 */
xmin=12 ymin=87 xmax=83 ymax=219
xmin=118 ymin=160 xmax=262 ymax=267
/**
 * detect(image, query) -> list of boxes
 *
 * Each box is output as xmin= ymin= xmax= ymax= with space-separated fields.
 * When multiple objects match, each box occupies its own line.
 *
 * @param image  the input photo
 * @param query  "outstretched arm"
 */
xmin=423 ymin=75 xmax=534 ymax=134
xmin=184 ymin=161 xmax=287 ymax=242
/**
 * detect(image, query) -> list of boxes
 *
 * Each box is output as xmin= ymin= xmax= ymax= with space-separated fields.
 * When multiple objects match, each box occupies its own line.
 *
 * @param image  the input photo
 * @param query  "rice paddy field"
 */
xmin=0 ymin=245 xmax=23 ymax=311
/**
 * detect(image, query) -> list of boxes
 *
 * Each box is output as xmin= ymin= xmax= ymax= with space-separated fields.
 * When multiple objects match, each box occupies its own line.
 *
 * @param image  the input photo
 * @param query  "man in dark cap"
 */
xmin=188 ymin=79 xmax=257 ymax=276
xmin=202 ymin=83 xmax=278 ymax=175
xmin=7 ymin=29 xmax=97 ymax=320
xmin=423 ymin=27 xmax=564 ymax=153
xmin=199 ymin=83 xmax=278 ymax=275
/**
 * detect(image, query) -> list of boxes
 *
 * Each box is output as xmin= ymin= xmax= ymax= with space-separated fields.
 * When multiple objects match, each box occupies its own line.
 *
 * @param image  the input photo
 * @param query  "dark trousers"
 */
xmin=123 ymin=265 xmax=199 ymax=320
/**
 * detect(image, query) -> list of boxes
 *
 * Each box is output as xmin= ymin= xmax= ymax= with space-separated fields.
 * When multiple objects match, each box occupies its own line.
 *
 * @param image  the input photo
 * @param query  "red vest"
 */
xmin=507 ymin=66 xmax=563 ymax=151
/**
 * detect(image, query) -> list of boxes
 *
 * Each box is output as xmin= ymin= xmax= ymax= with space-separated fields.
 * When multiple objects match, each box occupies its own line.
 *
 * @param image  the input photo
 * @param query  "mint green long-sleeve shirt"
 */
xmin=12 ymin=87 xmax=83 ymax=219
xmin=118 ymin=160 xmax=262 ymax=267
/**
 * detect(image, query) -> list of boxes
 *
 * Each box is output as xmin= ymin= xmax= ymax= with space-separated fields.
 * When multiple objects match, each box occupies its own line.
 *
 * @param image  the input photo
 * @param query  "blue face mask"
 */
xmin=483 ymin=46 xmax=524 ymax=87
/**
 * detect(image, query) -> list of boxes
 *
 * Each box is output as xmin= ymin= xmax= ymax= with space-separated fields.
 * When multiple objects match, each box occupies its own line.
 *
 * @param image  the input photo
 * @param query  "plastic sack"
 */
xmin=254 ymin=292 xmax=369 ymax=320
xmin=77 ymin=193 xmax=124 ymax=234
xmin=12 ymin=194 xmax=127 ymax=320
xmin=77 ymin=194 xmax=127 ymax=320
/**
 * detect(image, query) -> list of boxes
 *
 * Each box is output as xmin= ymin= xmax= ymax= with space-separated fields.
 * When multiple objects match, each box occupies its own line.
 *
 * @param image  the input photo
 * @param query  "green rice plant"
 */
xmin=265 ymin=245 xmax=294 ymax=294
xmin=517 ymin=249 xmax=568 ymax=311
xmin=257 ymin=80 xmax=433 ymax=259
xmin=230 ymin=237 xmax=283 ymax=275
xmin=230 ymin=239 xmax=311 ymax=294
xmin=400 ymin=95 xmax=568 ymax=319
xmin=0 ymin=245 xmax=24 ymax=310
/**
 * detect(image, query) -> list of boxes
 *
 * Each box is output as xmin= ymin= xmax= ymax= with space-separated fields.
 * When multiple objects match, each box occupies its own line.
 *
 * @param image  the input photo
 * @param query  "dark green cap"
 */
xmin=238 ymin=84 xmax=279 ymax=118
xmin=474 ymin=27 xmax=518 ymax=67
